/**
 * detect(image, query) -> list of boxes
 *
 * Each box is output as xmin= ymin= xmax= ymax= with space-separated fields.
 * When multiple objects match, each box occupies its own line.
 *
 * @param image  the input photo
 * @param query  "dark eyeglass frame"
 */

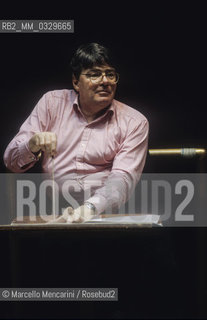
xmin=81 ymin=70 xmax=119 ymax=84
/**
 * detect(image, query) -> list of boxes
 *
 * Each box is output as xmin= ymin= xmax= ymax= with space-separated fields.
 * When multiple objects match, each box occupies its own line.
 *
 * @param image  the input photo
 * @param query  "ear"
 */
xmin=72 ymin=74 xmax=80 ymax=92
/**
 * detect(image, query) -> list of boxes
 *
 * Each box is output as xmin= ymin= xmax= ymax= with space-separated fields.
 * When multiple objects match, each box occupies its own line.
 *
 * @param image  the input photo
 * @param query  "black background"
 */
xmin=0 ymin=3 xmax=207 ymax=320
xmin=0 ymin=2 xmax=206 ymax=173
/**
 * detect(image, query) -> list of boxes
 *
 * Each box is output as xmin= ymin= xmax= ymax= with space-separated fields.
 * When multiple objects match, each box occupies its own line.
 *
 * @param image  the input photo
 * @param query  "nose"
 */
xmin=100 ymin=73 xmax=109 ymax=84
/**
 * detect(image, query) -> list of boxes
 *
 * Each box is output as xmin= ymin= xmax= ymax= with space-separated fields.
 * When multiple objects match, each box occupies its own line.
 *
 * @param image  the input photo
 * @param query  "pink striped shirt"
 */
xmin=4 ymin=89 xmax=149 ymax=214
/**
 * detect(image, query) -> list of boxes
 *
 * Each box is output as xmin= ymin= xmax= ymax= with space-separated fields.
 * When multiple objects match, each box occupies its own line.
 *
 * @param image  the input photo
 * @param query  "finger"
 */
xmin=45 ymin=132 xmax=52 ymax=155
xmin=51 ymin=133 xmax=57 ymax=156
xmin=34 ymin=134 xmax=40 ymax=150
xmin=62 ymin=207 xmax=73 ymax=223
xmin=67 ymin=207 xmax=79 ymax=223
xmin=67 ymin=215 xmax=75 ymax=223
xmin=44 ymin=132 xmax=57 ymax=157
xmin=38 ymin=133 xmax=46 ymax=152
xmin=63 ymin=207 xmax=73 ymax=219
xmin=46 ymin=215 xmax=66 ymax=224
xmin=46 ymin=207 xmax=74 ymax=224
xmin=72 ymin=209 xmax=83 ymax=223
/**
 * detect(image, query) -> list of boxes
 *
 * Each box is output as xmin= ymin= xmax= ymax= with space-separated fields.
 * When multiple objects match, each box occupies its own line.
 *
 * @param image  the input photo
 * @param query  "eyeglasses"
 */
xmin=81 ymin=70 xmax=119 ymax=84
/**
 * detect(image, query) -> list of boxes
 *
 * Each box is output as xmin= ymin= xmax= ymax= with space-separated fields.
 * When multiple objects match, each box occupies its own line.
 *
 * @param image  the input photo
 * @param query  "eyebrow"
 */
xmin=89 ymin=67 xmax=115 ymax=72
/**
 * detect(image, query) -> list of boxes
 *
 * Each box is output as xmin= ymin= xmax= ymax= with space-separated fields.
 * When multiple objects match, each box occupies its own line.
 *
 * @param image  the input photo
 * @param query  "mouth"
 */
xmin=96 ymin=90 xmax=111 ymax=94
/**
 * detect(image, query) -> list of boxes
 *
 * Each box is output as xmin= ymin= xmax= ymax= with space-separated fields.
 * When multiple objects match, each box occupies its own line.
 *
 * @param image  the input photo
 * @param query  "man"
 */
xmin=4 ymin=43 xmax=149 ymax=223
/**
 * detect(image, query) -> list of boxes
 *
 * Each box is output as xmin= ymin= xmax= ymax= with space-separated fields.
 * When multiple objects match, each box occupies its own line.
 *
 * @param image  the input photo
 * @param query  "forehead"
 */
xmin=83 ymin=64 xmax=115 ymax=72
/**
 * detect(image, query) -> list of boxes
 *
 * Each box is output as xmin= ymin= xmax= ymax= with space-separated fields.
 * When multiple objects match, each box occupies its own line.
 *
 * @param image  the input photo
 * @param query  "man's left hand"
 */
xmin=66 ymin=205 xmax=96 ymax=223
xmin=47 ymin=205 xmax=96 ymax=224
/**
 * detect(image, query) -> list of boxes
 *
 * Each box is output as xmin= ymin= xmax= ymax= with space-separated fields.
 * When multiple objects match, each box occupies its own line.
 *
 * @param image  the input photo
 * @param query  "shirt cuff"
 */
xmin=85 ymin=194 xmax=108 ymax=215
xmin=17 ymin=141 xmax=40 ymax=168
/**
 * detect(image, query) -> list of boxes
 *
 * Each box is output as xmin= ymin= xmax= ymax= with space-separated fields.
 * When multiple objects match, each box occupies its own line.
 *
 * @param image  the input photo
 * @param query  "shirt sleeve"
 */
xmin=3 ymin=93 xmax=51 ymax=172
xmin=86 ymin=118 xmax=149 ymax=214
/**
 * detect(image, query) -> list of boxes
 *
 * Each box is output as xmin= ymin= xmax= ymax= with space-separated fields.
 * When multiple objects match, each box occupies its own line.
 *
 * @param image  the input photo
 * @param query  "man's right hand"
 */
xmin=29 ymin=132 xmax=57 ymax=157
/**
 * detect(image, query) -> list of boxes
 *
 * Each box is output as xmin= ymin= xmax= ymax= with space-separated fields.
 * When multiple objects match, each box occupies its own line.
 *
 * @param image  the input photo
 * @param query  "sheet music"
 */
xmin=10 ymin=214 xmax=162 ymax=226
xmin=86 ymin=214 xmax=162 ymax=225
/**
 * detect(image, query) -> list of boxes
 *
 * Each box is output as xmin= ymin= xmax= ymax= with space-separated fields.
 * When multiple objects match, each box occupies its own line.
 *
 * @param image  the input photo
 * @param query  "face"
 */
xmin=72 ymin=64 xmax=117 ymax=113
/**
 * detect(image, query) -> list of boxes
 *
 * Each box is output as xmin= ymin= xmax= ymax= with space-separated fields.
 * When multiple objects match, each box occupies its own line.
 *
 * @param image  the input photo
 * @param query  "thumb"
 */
xmin=63 ymin=206 xmax=74 ymax=219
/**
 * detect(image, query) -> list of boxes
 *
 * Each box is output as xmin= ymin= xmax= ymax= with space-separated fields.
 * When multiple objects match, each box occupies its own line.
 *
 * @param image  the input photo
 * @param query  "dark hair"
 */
xmin=70 ymin=43 xmax=115 ymax=79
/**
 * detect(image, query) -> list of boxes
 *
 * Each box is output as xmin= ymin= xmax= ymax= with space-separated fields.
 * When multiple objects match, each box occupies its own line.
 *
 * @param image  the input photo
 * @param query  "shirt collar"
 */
xmin=73 ymin=94 xmax=115 ymax=120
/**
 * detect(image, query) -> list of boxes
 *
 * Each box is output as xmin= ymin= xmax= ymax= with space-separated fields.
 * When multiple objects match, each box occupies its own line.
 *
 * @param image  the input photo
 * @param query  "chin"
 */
xmin=96 ymin=97 xmax=112 ymax=107
xmin=96 ymin=94 xmax=113 ymax=103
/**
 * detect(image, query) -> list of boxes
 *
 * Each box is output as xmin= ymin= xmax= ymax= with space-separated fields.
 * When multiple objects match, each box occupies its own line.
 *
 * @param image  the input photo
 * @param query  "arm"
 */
xmin=86 ymin=118 xmax=149 ymax=214
xmin=3 ymin=93 xmax=56 ymax=172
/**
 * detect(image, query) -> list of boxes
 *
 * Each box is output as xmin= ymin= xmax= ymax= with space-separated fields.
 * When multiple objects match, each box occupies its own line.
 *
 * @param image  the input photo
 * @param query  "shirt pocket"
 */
xmin=85 ymin=125 xmax=120 ymax=165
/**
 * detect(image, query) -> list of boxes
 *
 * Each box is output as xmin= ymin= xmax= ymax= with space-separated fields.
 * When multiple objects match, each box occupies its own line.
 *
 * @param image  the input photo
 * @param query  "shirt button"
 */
xmin=81 ymin=143 xmax=85 ymax=147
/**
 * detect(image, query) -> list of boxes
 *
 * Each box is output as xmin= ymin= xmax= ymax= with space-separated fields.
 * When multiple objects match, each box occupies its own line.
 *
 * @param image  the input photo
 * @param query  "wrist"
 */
xmin=84 ymin=202 xmax=97 ymax=215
